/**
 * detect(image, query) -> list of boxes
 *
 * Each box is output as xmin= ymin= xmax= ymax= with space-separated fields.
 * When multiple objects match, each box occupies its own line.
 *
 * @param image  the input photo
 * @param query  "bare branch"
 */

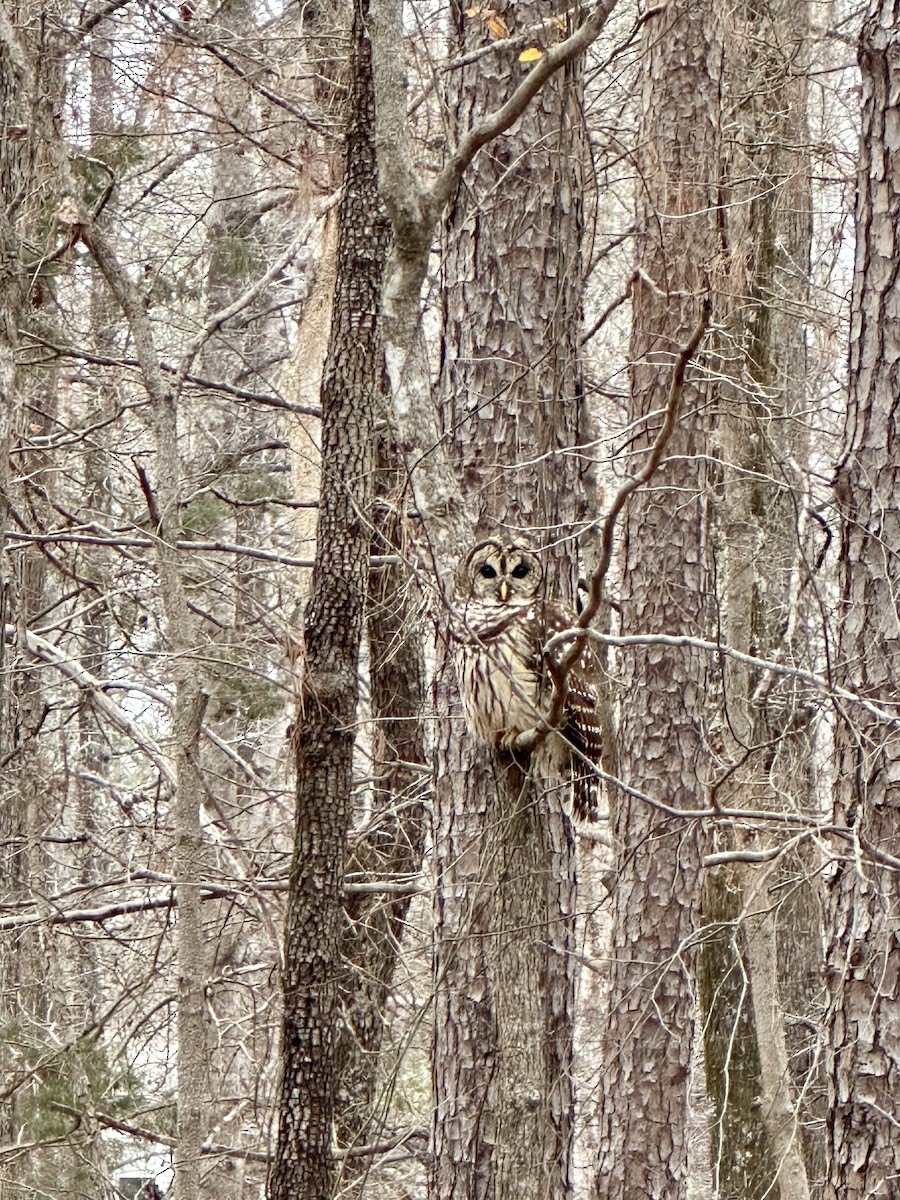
xmin=19 ymin=331 xmax=321 ymax=418
xmin=546 ymin=628 xmax=900 ymax=729
xmin=430 ymin=0 xmax=620 ymax=209
xmin=585 ymin=298 xmax=712 ymax=624
xmin=180 ymin=192 xmax=339 ymax=377
xmin=4 ymin=529 xmax=400 ymax=570
xmin=46 ymin=1102 xmax=427 ymax=1164
xmin=516 ymin=300 xmax=712 ymax=752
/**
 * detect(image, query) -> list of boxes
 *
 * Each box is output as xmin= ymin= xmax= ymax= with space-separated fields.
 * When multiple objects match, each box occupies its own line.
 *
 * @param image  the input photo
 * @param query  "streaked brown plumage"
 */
xmin=454 ymin=539 xmax=604 ymax=821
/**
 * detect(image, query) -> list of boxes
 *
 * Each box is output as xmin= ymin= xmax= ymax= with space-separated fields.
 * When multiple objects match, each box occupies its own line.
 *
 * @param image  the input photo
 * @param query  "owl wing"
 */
xmin=544 ymin=605 xmax=605 ymax=822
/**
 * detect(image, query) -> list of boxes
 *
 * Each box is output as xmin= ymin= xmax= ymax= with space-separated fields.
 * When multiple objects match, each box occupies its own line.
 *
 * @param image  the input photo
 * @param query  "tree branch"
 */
xmin=516 ymin=299 xmax=712 ymax=751
xmin=19 ymin=331 xmax=321 ymax=418
xmin=430 ymin=0 xmax=620 ymax=209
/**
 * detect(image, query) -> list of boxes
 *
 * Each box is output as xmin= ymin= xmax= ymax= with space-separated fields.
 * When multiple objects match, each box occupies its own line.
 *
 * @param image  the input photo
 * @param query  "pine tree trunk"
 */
xmin=826 ymin=5 xmax=900 ymax=1195
xmin=595 ymin=5 xmax=721 ymax=1196
xmin=430 ymin=5 xmax=591 ymax=1197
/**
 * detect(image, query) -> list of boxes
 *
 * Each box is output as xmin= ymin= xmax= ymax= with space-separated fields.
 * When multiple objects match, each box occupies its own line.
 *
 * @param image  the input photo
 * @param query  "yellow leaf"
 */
xmin=518 ymin=46 xmax=543 ymax=62
xmin=464 ymin=7 xmax=479 ymax=16
xmin=486 ymin=14 xmax=508 ymax=37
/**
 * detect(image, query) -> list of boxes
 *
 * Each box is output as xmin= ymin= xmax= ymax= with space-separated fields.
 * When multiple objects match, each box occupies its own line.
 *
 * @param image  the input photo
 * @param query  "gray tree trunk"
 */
xmin=825 ymin=4 xmax=900 ymax=1195
xmin=0 ymin=10 xmax=68 ymax=1197
xmin=335 ymin=430 xmax=428 ymax=1156
xmin=429 ymin=5 xmax=593 ymax=1197
xmin=699 ymin=2 xmax=818 ymax=1196
xmin=269 ymin=2 xmax=386 ymax=1194
xmin=595 ymin=5 xmax=720 ymax=1196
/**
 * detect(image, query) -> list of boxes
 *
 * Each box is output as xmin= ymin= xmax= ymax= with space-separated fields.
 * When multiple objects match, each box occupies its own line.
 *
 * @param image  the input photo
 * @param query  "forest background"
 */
xmin=1 ymin=1 xmax=898 ymax=1199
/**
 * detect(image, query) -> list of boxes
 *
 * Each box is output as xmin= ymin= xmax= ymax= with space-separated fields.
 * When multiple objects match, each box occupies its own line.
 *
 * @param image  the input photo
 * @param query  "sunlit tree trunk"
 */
xmin=826 ymin=5 xmax=900 ymax=1195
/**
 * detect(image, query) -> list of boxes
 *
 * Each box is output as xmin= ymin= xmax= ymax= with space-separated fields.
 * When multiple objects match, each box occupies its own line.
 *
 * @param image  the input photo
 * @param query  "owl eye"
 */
xmin=511 ymin=562 xmax=530 ymax=579
xmin=479 ymin=563 xmax=498 ymax=579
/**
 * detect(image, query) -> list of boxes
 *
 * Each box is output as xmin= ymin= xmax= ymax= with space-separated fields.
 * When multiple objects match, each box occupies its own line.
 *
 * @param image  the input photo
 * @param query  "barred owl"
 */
xmin=454 ymin=539 xmax=605 ymax=821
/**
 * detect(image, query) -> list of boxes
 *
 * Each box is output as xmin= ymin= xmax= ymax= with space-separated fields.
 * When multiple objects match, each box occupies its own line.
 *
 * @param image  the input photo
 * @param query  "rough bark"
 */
xmin=429 ymin=4 xmax=590 ymax=1197
xmin=334 ymin=432 xmax=428 ymax=1158
xmin=698 ymin=2 xmax=819 ymax=1196
xmin=825 ymin=5 xmax=900 ymax=1195
xmin=442 ymin=0 xmax=592 ymax=568
xmin=370 ymin=0 xmax=618 ymax=584
xmin=0 ymin=10 xmax=69 ymax=1197
xmin=368 ymin=5 xmax=617 ymax=1197
xmin=595 ymin=5 xmax=720 ymax=1197
xmin=269 ymin=2 xmax=386 ymax=1195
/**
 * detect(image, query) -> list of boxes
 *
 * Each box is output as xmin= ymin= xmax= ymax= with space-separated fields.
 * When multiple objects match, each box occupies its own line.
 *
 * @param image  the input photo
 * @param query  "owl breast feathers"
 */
xmin=453 ymin=539 xmax=605 ymax=821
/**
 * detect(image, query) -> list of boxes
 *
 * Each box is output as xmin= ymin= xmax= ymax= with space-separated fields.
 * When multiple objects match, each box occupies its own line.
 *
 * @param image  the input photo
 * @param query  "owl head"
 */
xmin=462 ymin=540 xmax=544 ymax=603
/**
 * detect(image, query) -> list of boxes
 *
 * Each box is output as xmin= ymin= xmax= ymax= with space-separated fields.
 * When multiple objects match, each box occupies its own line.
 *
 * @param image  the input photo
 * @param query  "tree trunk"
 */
xmin=0 ymin=11 xmax=67 ymax=1197
xmin=825 ymin=5 xmax=900 ymax=1195
xmin=429 ymin=5 xmax=591 ymax=1197
xmin=698 ymin=2 xmax=818 ymax=1196
xmin=269 ymin=2 xmax=386 ymax=1194
xmin=334 ymin=429 xmax=428 ymax=1158
xmin=595 ymin=5 xmax=720 ymax=1197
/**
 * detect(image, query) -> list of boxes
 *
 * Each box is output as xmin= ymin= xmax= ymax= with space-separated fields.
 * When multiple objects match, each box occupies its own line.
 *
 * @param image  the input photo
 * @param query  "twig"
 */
xmin=19 ymin=330 xmax=321 ymax=418
xmin=46 ymin=1101 xmax=427 ymax=1163
xmin=3 ymin=530 xmax=398 ymax=570
xmin=516 ymin=298 xmax=712 ymax=751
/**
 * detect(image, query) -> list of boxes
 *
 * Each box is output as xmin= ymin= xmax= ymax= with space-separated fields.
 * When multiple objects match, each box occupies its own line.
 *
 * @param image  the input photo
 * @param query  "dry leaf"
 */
xmin=518 ymin=46 xmax=543 ymax=62
xmin=486 ymin=14 xmax=508 ymax=37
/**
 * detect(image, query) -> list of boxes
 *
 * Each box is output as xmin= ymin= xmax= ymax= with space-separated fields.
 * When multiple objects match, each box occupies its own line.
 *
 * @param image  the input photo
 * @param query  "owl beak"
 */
xmin=498 ymin=579 xmax=509 ymax=602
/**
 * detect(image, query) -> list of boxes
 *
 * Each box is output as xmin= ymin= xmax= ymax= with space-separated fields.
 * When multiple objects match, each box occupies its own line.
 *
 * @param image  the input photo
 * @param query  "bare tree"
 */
xmin=0 ymin=8 xmax=75 ymax=1196
xmin=698 ymin=2 xmax=820 ymax=1196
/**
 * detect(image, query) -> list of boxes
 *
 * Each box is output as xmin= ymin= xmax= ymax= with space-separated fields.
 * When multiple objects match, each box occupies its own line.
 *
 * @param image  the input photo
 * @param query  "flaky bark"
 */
xmin=429 ymin=4 xmax=590 ymax=1196
xmin=370 ymin=0 xmax=618 ymax=584
xmin=825 ymin=5 xmax=900 ymax=1195
xmin=368 ymin=5 xmax=617 ymax=1196
xmin=269 ymin=3 xmax=386 ymax=1195
xmin=595 ymin=5 xmax=720 ymax=1197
